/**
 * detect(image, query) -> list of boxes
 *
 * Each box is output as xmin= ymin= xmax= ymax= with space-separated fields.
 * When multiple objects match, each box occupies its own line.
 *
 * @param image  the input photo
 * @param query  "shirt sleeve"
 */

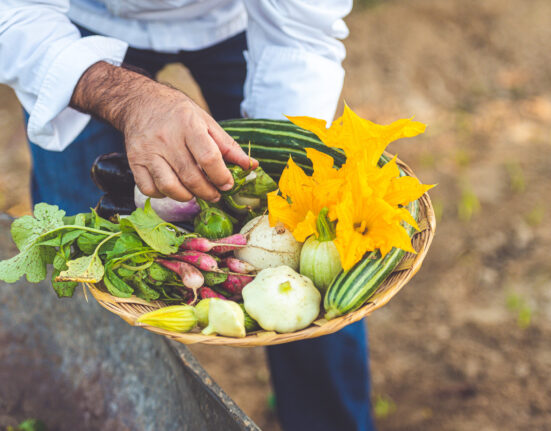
xmin=241 ymin=0 xmax=352 ymax=123
xmin=0 ymin=1 xmax=128 ymax=151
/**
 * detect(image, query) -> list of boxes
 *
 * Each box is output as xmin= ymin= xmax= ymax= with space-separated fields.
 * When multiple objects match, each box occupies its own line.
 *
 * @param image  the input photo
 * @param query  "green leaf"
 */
xmin=92 ymin=208 xmax=120 ymax=232
xmin=131 ymin=277 xmax=160 ymax=301
xmin=58 ymin=254 xmax=104 ymax=283
xmin=11 ymin=203 xmax=65 ymax=251
xmin=104 ymin=265 xmax=134 ymax=298
xmin=202 ymin=270 xmax=228 ymax=286
xmin=63 ymin=212 xmax=92 ymax=226
xmin=119 ymin=199 xmax=183 ymax=254
xmin=148 ymin=262 xmax=174 ymax=283
xmin=51 ymin=268 xmax=78 ymax=297
xmin=0 ymin=247 xmax=48 ymax=283
xmin=117 ymin=266 xmax=136 ymax=278
xmin=105 ymin=232 xmax=145 ymax=260
xmin=76 ymin=232 xmax=105 ymax=254
xmin=40 ymin=245 xmax=56 ymax=265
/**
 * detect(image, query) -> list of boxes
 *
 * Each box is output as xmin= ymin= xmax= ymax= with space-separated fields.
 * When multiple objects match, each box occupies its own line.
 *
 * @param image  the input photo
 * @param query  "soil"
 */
xmin=1 ymin=0 xmax=551 ymax=430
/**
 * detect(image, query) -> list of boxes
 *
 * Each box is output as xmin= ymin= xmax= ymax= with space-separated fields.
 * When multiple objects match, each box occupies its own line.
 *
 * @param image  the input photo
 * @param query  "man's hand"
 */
xmin=70 ymin=61 xmax=258 ymax=202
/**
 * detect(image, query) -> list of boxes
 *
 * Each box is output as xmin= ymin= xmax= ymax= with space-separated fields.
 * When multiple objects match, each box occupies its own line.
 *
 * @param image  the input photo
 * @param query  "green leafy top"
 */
xmin=119 ymin=199 xmax=184 ymax=254
xmin=0 ymin=199 xmax=193 ymax=301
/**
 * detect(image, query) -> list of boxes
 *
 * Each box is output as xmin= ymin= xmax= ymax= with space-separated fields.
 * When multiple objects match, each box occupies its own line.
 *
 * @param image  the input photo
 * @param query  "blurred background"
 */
xmin=1 ymin=0 xmax=550 ymax=430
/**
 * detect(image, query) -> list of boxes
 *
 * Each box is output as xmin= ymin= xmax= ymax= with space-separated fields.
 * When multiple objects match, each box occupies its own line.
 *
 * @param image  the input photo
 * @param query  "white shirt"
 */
xmin=0 ymin=0 xmax=352 ymax=151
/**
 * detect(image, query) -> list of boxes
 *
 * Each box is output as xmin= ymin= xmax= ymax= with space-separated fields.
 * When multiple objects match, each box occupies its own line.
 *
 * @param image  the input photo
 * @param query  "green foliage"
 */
xmin=525 ymin=204 xmax=545 ymax=227
xmin=506 ymin=292 xmax=532 ymax=329
xmin=373 ymin=394 xmax=397 ymax=419
xmin=0 ymin=199 xmax=193 ymax=303
xmin=120 ymin=199 xmax=183 ymax=254
xmin=7 ymin=418 xmax=48 ymax=431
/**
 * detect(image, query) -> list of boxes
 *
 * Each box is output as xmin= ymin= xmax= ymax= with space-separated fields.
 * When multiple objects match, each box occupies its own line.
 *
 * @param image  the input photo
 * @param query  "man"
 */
xmin=0 ymin=1 xmax=375 ymax=429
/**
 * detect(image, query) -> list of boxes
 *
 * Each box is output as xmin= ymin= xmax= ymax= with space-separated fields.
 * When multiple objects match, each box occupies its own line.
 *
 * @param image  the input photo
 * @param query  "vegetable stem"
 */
xmin=120 ymin=261 xmax=154 ymax=272
xmin=316 ymin=207 xmax=336 ymax=242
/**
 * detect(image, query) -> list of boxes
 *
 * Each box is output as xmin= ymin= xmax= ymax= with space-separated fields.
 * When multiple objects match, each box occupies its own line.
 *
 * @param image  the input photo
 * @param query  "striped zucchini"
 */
xmin=220 ymin=119 xmax=421 ymax=320
xmin=323 ymin=199 xmax=420 ymax=320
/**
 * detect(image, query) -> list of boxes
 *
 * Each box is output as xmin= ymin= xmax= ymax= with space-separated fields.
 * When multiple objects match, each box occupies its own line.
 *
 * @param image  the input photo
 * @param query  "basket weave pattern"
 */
xmin=86 ymin=159 xmax=435 ymax=347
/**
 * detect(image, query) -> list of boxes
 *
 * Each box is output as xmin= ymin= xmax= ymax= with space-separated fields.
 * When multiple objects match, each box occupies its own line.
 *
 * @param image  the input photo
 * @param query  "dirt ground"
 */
xmin=1 ymin=0 xmax=551 ymax=430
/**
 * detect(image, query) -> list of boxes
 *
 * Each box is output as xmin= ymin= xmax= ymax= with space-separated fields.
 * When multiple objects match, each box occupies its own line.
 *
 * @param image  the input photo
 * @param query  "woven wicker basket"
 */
xmin=86 ymin=157 xmax=435 ymax=347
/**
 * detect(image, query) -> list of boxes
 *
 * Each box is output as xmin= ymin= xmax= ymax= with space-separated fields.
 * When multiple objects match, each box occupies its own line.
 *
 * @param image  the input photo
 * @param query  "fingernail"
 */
xmin=211 ymin=195 xmax=221 ymax=203
xmin=221 ymin=182 xmax=233 ymax=191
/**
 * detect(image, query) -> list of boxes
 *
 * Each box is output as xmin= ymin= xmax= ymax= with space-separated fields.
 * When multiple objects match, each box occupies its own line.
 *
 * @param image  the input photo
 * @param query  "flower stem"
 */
xmin=316 ymin=207 xmax=336 ymax=242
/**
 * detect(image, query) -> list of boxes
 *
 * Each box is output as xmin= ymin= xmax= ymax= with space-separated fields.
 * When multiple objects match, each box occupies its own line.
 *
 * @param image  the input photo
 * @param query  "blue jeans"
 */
xmin=28 ymin=26 xmax=375 ymax=431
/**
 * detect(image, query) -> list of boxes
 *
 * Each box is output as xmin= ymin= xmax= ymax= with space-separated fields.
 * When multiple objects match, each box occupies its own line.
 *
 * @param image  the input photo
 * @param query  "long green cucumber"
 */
xmin=220 ymin=119 xmax=421 ymax=319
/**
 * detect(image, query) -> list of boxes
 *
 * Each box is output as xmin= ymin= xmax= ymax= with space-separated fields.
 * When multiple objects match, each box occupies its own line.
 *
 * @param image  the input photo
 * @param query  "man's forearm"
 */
xmin=69 ymin=61 xmax=154 ymax=132
xmin=68 ymin=60 xmax=255 ymax=203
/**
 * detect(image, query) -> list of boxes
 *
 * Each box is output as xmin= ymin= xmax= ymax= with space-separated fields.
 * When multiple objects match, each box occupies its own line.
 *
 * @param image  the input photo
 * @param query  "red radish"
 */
xmin=157 ymin=259 xmax=204 ymax=289
xmin=157 ymin=259 xmax=204 ymax=303
xmin=211 ymin=234 xmax=248 ymax=254
xmin=219 ymin=274 xmax=254 ymax=295
xmin=199 ymin=287 xmax=226 ymax=299
xmin=180 ymin=237 xmax=213 ymax=253
xmin=171 ymin=251 xmax=218 ymax=272
xmin=222 ymin=257 xmax=257 ymax=274
xmin=180 ymin=234 xmax=247 ymax=254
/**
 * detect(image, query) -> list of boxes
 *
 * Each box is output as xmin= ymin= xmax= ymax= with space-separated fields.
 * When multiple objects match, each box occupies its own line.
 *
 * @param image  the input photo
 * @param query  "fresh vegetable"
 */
xmin=201 ymin=298 xmax=246 ymax=338
xmin=137 ymin=305 xmax=197 ymax=332
xmin=202 ymin=270 xmax=229 ymax=286
xmin=195 ymin=298 xmax=211 ymax=327
xmin=0 ymin=200 xmax=193 ymax=303
xmin=299 ymin=208 xmax=342 ymax=292
xmin=180 ymin=234 xmax=247 ymax=254
xmin=324 ymin=199 xmax=420 ymax=320
xmin=157 ymin=259 xmax=204 ymax=290
xmin=220 ymin=119 xmax=347 ymax=183
xmin=91 ymin=152 xmax=135 ymax=196
xmin=199 ymin=286 xmax=226 ymax=299
xmin=266 ymin=108 xmax=432 ymax=271
xmin=221 ymin=165 xmax=276 ymax=217
xmin=134 ymin=185 xmax=200 ymax=222
xmin=233 ymin=166 xmax=278 ymax=210
xmin=211 ymin=234 xmax=248 ymax=254
xmin=218 ymin=274 xmax=254 ymax=296
xmin=222 ymin=257 xmax=257 ymax=274
xmin=194 ymin=198 xmax=234 ymax=240
xmin=242 ymin=265 xmax=321 ymax=333
xmin=234 ymin=215 xmax=302 ymax=271
xmin=239 ymin=303 xmax=260 ymax=332
xmin=171 ymin=251 xmax=219 ymax=272
xmin=96 ymin=193 xmax=136 ymax=218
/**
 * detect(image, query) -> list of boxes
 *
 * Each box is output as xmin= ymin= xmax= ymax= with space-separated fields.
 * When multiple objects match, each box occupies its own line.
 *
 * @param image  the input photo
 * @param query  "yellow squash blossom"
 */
xmin=268 ymin=106 xmax=434 ymax=270
xmin=288 ymin=104 xmax=426 ymax=164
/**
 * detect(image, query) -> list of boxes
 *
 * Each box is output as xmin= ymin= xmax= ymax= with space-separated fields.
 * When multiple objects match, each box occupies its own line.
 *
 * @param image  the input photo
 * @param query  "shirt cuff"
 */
xmin=241 ymin=46 xmax=344 ymax=123
xmin=28 ymin=35 xmax=128 ymax=152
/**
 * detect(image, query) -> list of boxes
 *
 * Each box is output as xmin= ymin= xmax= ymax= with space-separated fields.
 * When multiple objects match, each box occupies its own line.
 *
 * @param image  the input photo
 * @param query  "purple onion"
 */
xmin=134 ymin=186 xmax=200 ymax=222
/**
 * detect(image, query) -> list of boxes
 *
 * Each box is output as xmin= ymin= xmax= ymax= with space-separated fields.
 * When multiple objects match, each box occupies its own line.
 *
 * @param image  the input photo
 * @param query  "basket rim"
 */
xmin=86 ymin=155 xmax=436 ymax=347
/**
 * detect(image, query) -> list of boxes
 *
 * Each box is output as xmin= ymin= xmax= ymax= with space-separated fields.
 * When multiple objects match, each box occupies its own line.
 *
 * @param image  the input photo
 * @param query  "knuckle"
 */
xmin=138 ymin=183 xmax=156 ymax=197
xmin=157 ymin=179 xmax=180 ymax=196
xmin=199 ymin=151 xmax=221 ymax=166
xmin=183 ymin=172 xmax=202 ymax=189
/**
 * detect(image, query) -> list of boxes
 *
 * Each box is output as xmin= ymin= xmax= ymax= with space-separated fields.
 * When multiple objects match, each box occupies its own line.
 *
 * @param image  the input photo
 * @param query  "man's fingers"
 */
xmin=146 ymin=157 xmax=195 ymax=202
xmin=208 ymin=120 xmax=258 ymax=170
xmin=132 ymin=164 xmax=164 ymax=198
xmin=166 ymin=147 xmax=221 ymax=202
xmin=185 ymin=125 xmax=234 ymax=191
